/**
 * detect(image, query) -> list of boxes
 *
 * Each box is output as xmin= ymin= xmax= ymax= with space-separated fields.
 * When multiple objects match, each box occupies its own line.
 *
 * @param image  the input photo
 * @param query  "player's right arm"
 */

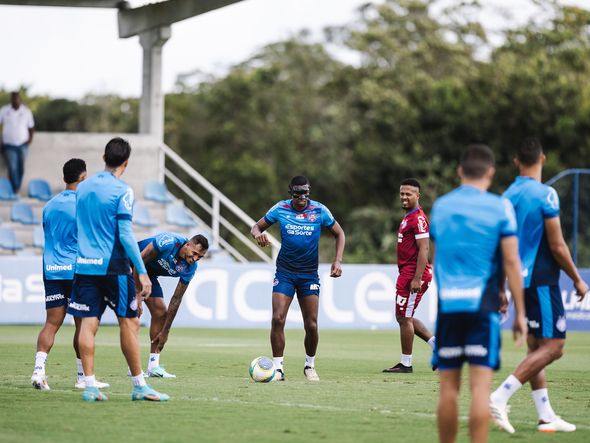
xmin=501 ymin=236 xmax=527 ymax=345
xmin=251 ymin=218 xmax=272 ymax=247
xmin=545 ymin=217 xmax=589 ymax=300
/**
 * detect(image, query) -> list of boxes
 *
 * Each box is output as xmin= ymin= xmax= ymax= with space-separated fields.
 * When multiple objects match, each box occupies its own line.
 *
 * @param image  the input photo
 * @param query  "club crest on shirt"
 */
xmin=176 ymin=264 xmax=186 ymax=272
xmin=400 ymin=219 xmax=408 ymax=229
xmin=556 ymin=316 xmax=567 ymax=333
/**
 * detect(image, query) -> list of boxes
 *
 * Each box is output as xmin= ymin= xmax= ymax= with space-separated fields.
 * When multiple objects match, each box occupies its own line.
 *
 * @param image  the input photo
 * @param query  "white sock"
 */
xmin=34 ymin=352 xmax=48 ymax=375
xmin=273 ymin=357 xmax=284 ymax=372
xmin=131 ymin=373 xmax=147 ymax=387
xmin=305 ymin=355 xmax=315 ymax=368
xmin=401 ymin=354 xmax=412 ymax=367
xmin=76 ymin=358 xmax=84 ymax=381
xmin=427 ymin=336 xmax=436 ymax=350
xmin=148 ymin=353 xmax=160 ymax=370
xmin=491 ymin=374 xmax=522 ymax=406
xmin=532 ymin=388 xmax=558 ymax=422
xmin=85 ymin=374 xmax=96 ymax=388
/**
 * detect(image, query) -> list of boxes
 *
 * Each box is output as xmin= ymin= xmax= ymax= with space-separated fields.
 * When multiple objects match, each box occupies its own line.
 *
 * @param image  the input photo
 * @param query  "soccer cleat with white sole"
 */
xmin=132 ymin=385 xmax=170 ymax=401
xmin=538 ymin=417 xmax=576 ymax=433
xmin=75 ymin=379 xmax=110 ymax=389
xmin=304 ymin=366 xmax=320 ymax=382
xmin=82 ymin=386 xmax=108 ymax=402
xmin=31 ymin=374 xmax=50 ymax=390
xmin=271 ymin=368 xmax=285 ymax=382
xmin=146 ymin=366 xmax=176 ymax=378
xmin=489 ymin=398 xmax=515 ymax=434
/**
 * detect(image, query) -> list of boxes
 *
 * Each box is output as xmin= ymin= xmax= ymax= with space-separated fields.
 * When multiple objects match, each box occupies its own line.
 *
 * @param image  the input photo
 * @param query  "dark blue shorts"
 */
xmin=67 ymin=274 xmax=138 ymax=318
xmin=432 ymin=311 xmax=501 ymax=370
xmin=148 ymin=276 xmax=164 ymax=298
xmin=44 ymin=279 xmax=73 ymax=309
xmin=525 ymin=285 xmax=566 ymax=339
xmin=273 ymin=270 xmax=320 ymax=298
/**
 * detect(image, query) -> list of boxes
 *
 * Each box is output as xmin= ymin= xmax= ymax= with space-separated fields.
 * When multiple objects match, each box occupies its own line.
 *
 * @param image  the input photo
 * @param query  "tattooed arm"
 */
xmin=151 ymin=281 xmax=189 ymax=352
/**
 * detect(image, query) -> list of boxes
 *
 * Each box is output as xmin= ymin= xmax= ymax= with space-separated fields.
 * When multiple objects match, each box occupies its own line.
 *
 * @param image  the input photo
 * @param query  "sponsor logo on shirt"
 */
xmin=440 ymin=287 xmax=480 ymax=300
xmin=295 ymin=214 xmax=306 ymax=220
xmin=123 ymin=188 xmax=134 ymax=211
xmin=69 ymin=302 xmax=90 ymax=312
xmin=45 ymin=293 xmax=65 ymax=302
xmin=157 ymin=235 xmax=174 ymax=249
xmin=285 ymin=223 xmax=315 ymax=236
xmin=547 ymin=187 xmax=559 ymax=211
xmin=417 ymin=216 xmax=427 ymax=233
xmin=77 ymin=257 xmax=104 ymax=265
xmin=45 ymin=264 xmax=73 ymax=272
xmin=157 ymin=258 xmax=177 ymax=275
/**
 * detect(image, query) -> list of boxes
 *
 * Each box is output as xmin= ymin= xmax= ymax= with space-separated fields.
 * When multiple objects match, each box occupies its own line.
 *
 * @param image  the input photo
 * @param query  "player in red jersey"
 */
xmin=383 ymin=178 xmax=436 ymax=373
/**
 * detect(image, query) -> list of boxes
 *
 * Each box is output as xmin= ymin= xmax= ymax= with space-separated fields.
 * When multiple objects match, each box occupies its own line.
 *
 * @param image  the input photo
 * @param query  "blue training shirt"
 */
xmin=430 ymin=185 xmax=517 ymax=314
xmin=75 ymin=171 xmax=135 ymax=275
xmin=503 ymin=176 xmax=560 ymax=288
xmin=43 ymin=190 xmax=77 ymax=280
xmin=264 ymin=199 xmax=336 ymax=274
xmin=138 ymin=232 xmax=197 ymax=285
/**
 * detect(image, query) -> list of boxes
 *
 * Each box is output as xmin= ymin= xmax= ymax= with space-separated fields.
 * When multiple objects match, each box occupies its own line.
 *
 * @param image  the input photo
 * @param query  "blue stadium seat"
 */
xmin=144 ymin=181 xmax=174 ymax=203
xmin=0 ymin=227 xmax=24 ymax=251
xmin=133 ymin=203 xmax=158 ymax=227
xmin=33 ymin=226 xmax=44 ymax=248
xmin=28 ymin=179 xmax=53 ymax=201
xmin=11 ymin=202 xmax=40 ymax=225
xmin=166 ymin=203 xmax=197 ymax=228
xmin=0 ymin=178 xmax=17 ymax=200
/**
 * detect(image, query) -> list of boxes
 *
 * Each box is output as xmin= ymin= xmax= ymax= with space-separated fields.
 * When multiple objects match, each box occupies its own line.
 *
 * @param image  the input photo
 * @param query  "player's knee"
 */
xmin=272 ymin=313 xmax=287 ymax=329
xmin=549 ymin=342 xmax=564 ymax=361
xmin=396 ymin=316 xmax=411 ymax=326
xmin=303 ymin=318 xmax=318 ymax=333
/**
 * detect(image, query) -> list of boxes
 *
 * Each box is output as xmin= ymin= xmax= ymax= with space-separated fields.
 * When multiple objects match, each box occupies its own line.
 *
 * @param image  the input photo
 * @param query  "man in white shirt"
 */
xmin=0 ymin=92 xmax=35 ymax=193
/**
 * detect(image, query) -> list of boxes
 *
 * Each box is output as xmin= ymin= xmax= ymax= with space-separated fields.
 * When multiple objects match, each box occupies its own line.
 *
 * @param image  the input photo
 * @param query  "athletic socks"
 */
xmin=491 ymin=374 xmax=523 ymax=406
xmin=305 ymin=355 xmax=315 ymax=368
xmin=76 ymin=358 xmax=84 ymax=381
xmin=85 ymin=374 xmax=96 ymax=388
xmin=131 ymin=373 xmax=147 ymax=387
xmin=148 ymin=353 xmax=160 ymax=371
xmin=427 ymin=336 xmax=436 ymax=350
xmin=273 ymin=357 xmax=284 ymax=372
xmin=532 ymin=388 xmax=558 ymax=422
xmin=34 ymin=352 xmax=48 ymax=375
xmin=401 ymin=354 xmax=412 ymax=367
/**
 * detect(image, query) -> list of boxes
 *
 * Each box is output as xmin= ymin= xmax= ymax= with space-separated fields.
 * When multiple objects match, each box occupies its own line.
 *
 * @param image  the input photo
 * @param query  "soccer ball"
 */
xmin=249 ymin=356 xmax=275 ymax=383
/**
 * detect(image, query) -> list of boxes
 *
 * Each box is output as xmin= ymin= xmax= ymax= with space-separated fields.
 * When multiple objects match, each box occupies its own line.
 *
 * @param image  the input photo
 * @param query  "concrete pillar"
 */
xmin=139 ymin=26 xmax=171 ymax=141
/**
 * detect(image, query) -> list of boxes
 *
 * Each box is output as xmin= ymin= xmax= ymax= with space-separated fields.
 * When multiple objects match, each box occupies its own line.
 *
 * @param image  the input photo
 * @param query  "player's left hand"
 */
xmin=136 ymin=296 xmax=143 ymax=318
xmin=330 ymin=260 xmax=342 ymax=278
xmin=410 ymin=277 xmax=422 ymax=294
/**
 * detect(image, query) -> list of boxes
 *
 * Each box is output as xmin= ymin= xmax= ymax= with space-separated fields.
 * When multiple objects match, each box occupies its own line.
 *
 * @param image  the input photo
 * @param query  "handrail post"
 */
xmin=212 ymin=195 xmax=220 ymax=250
xmin=573 ymin=172 xmax=579 ymax=264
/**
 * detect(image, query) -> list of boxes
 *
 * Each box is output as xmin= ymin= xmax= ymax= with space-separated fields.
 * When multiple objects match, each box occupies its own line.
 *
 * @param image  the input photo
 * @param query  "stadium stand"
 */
xmin=133 ymin=203 xmax=159 ymax=227
xmin=0 ymin=178 xmax=18 ymax=200
xmin=144 ymin=180 xmax=174 ymax=203
xmin=33 ymin=226 xmax=44 ymax=249
xmin=28 ymin=179 xmax=53 ymax=201
xmin=11 ymin=202 xmax=41 ymax=225
xmin=166 ymin=203 xmax=198 ymax=228
xmin=0 ymin=227 xmax=24 ymax=252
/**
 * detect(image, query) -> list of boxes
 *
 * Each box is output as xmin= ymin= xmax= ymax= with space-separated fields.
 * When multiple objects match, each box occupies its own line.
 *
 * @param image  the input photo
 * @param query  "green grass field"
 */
xmin=0 ymin=326 xmax=588 ymax=443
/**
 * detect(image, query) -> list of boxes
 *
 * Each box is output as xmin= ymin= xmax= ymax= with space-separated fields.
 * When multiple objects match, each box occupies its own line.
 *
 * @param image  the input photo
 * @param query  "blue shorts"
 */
xmin=67 ymin=274 xmax=138 ymax=318
xmin=273 ymin=270 xmax=320 ymax=298
xmin=525 ymin=285 xmax=566 ymax=339
xmin=148 ymin=275 xmax=164 ymax=298
xmin=432 ymin=311 xmax=501 ymax=370
xmin=44 ymin=279 xmax=73 ymax=309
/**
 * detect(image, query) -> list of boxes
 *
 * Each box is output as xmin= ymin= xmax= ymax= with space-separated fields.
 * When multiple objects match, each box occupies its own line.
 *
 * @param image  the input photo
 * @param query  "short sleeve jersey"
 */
xmin=503 ymin=176 xmax=560 ymax=288
xmin=75 ymin=171 xmax=134 ymax=275
xmin=0 ymin=104 xmax=35 ymax=145
xmin=43 ymin=190 xmax=77 ymax=280
xmin=430 ymin=185 xmax=517 ymax=314
xmin=264 ymin=199 xmax=336 ymax=274
xmin=138 ymin=232 xmax=197 ymax=285
xmin=397 ymin=207 xmax=432 ymax=277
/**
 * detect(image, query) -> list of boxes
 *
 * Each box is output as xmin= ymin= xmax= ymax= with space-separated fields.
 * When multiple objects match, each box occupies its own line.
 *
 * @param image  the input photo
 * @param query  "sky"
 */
xmin=0 ymin=0 xmax=587 ymax=99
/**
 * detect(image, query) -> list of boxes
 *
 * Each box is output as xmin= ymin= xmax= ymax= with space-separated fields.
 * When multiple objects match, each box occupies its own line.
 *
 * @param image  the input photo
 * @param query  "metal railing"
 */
xmin=546 ymin=168 xmax=590 ymax=264
xmin=158 ymin=143 xmax=281 ymax=263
